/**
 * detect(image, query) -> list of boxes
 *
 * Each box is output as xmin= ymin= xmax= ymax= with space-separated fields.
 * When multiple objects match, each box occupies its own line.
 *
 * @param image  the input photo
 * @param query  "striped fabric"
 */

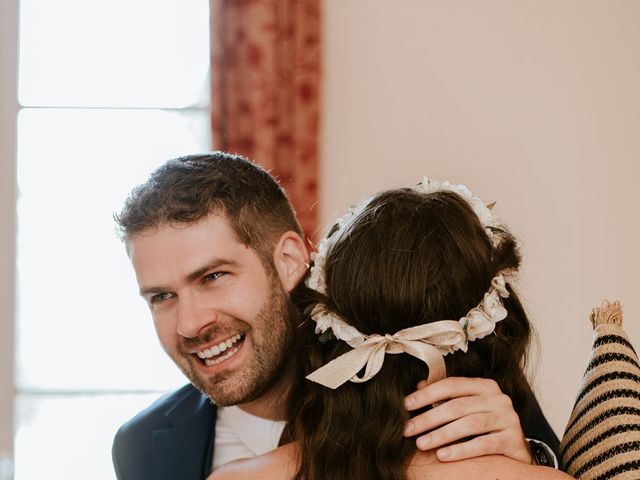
xmin=560 ymin=301 xmax=640 ymax=479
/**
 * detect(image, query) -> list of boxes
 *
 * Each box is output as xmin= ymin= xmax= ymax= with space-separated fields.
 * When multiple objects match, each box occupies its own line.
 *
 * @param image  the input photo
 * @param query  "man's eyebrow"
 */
xmin=138 ymin=258 xmax=240 ymax=297
xmin=184 ymin=258 xmax=239 ymax=284
xmin=139 ymin=286 xmax=167 ymax=297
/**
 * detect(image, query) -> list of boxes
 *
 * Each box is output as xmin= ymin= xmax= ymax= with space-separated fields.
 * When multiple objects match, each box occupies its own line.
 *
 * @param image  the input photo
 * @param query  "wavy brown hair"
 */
xmin=285 ymin=188 xmax=534 ymax=480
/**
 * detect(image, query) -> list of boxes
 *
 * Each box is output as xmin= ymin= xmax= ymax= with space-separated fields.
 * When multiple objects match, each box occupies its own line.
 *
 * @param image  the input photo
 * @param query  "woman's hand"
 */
xmin=404 ymin=377 xmax=533 ymax=464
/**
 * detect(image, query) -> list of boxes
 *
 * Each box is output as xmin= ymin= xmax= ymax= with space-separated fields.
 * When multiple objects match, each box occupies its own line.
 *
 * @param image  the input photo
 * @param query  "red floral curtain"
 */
xmin=210 ymin=0 xmax=321 ymax=242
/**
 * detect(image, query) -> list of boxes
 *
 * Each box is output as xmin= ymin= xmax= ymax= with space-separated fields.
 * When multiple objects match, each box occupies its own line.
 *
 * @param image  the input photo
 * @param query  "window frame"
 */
xmin=0 ymin=0 xmax=18 ymax=475
xmin=0 ymin=1 xmax=212 ymax=477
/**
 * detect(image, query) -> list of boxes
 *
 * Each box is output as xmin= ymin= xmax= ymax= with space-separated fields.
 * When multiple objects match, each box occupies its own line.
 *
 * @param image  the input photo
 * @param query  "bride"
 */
xmin=210 ymin=180 xmax=572 ymax=480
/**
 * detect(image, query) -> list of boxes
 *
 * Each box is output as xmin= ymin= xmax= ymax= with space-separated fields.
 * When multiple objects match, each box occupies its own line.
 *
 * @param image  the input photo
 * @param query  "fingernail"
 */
xmin=405 ymin=396 xmax=415 ymax=408
xmin=404 ymin=421 xmax=414 ymax=435
xmin=417 ymin=435 xmax=431 ymax=449
xmin=438 ymin=447 xmax=451 ymax=459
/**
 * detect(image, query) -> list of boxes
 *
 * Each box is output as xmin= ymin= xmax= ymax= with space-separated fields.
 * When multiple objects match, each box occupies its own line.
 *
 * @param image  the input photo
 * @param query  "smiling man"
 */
xmin=112 ymin=152 xmax=559 ymax=479
xmin=129 ymin=214 xmax=302 ymax=418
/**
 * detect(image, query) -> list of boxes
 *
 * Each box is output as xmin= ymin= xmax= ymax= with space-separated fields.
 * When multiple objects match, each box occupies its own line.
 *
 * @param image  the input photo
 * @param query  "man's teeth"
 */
xmin=196 ymin=334 xmax=244 ymax=360
xmin=204 ymin=345 xmax=241 ymax=366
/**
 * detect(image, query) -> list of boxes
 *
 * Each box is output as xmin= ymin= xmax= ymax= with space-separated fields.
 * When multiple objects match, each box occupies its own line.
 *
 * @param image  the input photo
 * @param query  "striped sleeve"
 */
xmin=559 ymin=301 xmax=640 ymax=480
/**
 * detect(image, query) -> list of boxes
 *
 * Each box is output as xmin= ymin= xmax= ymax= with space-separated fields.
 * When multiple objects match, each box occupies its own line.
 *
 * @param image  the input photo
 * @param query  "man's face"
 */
xmin=128 ymin=214 xmax=295 ymax=407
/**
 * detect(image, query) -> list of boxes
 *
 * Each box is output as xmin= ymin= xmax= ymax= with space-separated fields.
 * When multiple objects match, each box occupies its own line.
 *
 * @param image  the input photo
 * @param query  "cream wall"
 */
xmin=321 ymin=0 xmax=640 ymax=435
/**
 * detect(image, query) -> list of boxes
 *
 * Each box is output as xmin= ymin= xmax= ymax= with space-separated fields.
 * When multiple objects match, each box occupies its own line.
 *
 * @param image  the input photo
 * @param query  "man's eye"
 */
xmin=203 ymin=271 xmax=226 ymax=283
xmin=150 ymin=292 xmax=173 ymax=304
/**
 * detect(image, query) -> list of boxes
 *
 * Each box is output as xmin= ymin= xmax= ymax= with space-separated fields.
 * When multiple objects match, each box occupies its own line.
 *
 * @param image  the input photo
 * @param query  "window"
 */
xmin=3 ymin=1 xmax=211 ymax=478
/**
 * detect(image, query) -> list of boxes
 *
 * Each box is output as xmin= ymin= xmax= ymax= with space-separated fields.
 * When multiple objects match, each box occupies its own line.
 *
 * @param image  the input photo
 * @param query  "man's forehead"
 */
xmin=127 ymin=215 xmax=246 ymax=265
xmin=128 ymin=213 xmax=234 ymax=243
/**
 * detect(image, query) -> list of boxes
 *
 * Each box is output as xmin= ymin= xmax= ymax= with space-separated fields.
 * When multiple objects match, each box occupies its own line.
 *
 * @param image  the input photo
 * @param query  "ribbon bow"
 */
xmin=305 ymin=321 xmax=467 ymax=389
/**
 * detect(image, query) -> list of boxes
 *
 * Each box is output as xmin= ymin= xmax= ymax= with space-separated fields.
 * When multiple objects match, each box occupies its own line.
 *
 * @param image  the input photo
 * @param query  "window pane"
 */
xmin=14 ymin=393 xmax=167 ymax=480
xmin=18 ymin=0 xmax=210 ymax=108
xmin=16 ymin=108 xmax=209 ymax=391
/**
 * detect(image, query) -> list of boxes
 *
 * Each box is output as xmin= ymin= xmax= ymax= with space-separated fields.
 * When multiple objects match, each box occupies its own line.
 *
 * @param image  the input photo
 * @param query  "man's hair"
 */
xmin=115 ymin=152 xmax=303 ymax=262
xmin=287 ymin=189 xmax=534 ymax=480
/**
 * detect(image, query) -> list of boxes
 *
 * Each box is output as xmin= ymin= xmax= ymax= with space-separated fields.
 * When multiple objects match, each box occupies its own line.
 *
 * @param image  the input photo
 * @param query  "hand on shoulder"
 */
xmin=404 ymin=377 xmax=534 ymax=464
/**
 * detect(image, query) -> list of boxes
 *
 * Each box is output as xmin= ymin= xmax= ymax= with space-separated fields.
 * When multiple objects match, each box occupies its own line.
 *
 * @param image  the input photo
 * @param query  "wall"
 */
xmin=321 ymin=0 xmax=640 ymax=435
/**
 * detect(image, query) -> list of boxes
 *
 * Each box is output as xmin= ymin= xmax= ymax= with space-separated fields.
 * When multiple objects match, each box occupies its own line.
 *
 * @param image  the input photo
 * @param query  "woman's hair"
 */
xmin=285 ymin=188 xmax=535 ymax=480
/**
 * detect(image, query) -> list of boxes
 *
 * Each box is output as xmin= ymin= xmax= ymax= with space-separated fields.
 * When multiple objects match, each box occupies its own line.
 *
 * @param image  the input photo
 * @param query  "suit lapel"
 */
xmin=152 ymin=387 xmax=217 ymax=480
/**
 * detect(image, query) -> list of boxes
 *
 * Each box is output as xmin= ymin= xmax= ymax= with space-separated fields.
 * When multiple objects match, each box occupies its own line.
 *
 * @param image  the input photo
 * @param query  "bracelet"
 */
xmin=527 ymin=439 xmax=558 ymax=468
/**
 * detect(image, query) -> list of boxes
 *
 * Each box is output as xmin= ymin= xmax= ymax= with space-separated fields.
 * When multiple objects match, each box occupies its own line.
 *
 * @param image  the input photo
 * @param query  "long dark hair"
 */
xmin=285 ymin=188 xmax=534 ymax=480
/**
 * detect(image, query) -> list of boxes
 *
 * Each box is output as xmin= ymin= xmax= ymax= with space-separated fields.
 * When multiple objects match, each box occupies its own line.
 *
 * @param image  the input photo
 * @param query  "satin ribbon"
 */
xmin=305 ymin=321 xmax=467 ymax=389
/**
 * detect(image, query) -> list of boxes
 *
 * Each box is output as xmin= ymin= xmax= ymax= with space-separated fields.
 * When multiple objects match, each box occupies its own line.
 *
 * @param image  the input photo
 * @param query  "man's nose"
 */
xmin=176 ymin=292 xmax=216 ymax=338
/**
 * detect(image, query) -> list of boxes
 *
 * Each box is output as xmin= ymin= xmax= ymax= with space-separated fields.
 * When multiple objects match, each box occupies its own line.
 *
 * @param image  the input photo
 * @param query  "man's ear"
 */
xmin=273 ymin=231 xmax=310 ymax=292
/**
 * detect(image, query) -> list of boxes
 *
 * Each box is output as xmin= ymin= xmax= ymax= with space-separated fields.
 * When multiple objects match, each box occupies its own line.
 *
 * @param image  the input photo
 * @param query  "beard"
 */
xmin=176 ymin=273 xmax=297 ymax=407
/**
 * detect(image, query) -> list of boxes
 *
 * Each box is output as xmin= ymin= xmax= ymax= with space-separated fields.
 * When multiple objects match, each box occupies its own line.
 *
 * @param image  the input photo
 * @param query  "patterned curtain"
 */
xmin=210 ymin=0 xmax=321 ymax=242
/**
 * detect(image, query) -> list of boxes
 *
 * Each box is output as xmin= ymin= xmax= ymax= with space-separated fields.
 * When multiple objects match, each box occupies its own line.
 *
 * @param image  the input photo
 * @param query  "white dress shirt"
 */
xmin=211 ymin=406 xmax=286 ymax=472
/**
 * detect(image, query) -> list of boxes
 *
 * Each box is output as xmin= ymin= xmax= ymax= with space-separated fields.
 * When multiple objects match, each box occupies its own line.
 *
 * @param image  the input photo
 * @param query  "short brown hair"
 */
xmin=115 ymin=152 xmax=303 ymax=261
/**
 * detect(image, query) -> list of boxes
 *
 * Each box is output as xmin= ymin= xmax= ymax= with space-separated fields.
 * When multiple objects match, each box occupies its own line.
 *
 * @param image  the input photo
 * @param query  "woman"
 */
xmin=211 ymin=179 xmax=572 ymax=480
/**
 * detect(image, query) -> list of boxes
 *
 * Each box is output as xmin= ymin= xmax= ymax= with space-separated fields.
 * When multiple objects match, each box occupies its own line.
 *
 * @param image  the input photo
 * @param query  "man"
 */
xmin=112 ymin=152 xmax=558 ymax=479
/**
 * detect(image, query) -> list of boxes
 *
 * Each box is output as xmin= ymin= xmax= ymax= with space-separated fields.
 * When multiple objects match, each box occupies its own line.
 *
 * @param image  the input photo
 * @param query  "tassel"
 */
xmin=589 ymin=300 xmax=623 ymax=328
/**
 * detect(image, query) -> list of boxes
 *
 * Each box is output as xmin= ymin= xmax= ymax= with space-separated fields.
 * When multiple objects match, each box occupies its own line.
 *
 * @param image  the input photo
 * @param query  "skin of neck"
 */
xmin=235 ymin=358 xmax=294 ymax=421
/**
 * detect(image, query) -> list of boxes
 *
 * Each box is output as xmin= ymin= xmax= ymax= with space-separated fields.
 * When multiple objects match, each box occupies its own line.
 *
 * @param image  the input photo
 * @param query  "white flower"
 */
xmin=311 ymin=307 xmax=333 ymax=334
xmin=433 ymin=335 xmax=468 ymax=355
xmin=462 ymin=308 xmax=495 ymax=342
xmin=419 ymin=178 xmax=500 ymax=232
xmin=491 ymin=273 xmax=510 ymax=298
xmin=307 ymin=249 xmax=327 ymax=293
xmin=310 ymin=307 xmax=365 ymax=348
xmin=482 ymin=290 xmax=508 ymax=322
xmin=443 ymin=181 xmax=473 ymax=201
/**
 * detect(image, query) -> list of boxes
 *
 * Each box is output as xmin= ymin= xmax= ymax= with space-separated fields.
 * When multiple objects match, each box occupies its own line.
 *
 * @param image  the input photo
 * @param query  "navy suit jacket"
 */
xmin=112 ymin=384 xmax=217 ymax=480
xmin=112 ymin=383 xmax=559 ymax=479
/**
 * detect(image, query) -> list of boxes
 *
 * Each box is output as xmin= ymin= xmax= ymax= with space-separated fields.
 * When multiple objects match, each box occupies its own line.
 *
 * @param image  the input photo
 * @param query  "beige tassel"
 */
xmin=590 ymin=300 xmax=623 ymax=328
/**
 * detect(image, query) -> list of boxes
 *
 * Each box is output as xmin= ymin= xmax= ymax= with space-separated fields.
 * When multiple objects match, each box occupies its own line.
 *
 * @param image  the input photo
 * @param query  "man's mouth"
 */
xmin=195 ymin=333 xmax=246 ymax=366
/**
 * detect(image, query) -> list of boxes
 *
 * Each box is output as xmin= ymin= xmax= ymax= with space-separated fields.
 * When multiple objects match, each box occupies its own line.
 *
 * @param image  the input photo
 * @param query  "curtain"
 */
xmin=211 ymin=0 xmax=321 ymax=242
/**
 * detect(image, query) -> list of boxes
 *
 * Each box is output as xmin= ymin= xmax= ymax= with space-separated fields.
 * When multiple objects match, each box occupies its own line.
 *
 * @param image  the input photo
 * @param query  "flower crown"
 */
xmin=304 ymin=178 xmax=517 ymax=390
